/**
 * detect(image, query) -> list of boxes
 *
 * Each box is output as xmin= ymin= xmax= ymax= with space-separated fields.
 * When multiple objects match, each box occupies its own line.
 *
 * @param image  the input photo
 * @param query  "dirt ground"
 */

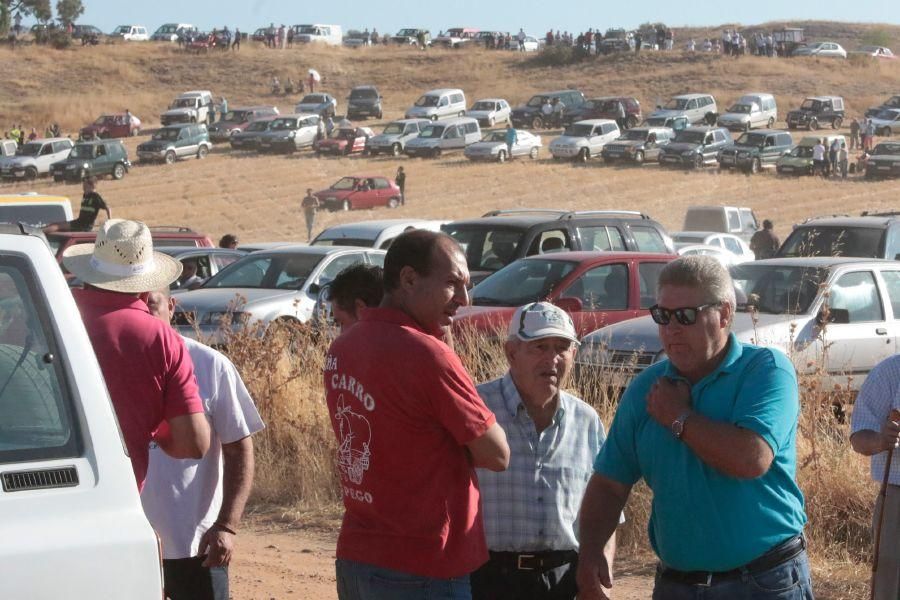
xmin=231 ymin=517 xmax=655 ymax=599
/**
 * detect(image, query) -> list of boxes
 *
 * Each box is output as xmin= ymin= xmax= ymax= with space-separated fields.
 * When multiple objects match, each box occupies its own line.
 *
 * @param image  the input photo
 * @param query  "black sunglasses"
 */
xmin=649 ymin=303 xmax=720 ymax=326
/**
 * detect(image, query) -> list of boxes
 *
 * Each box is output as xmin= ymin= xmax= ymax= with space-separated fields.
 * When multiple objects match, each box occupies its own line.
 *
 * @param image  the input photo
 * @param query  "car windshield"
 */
xmin=674 ymin=130 xmax=707 ymax=144
xmin=414 ymin=95 xmax=440 ymax=107
xmin=418 ymin=125 xmax=445 ymax=138
xmin=800 ymin=99 xmax=821 ymax=111
xmin=330 ymin=177 xmax=357 ymax=190
xmin=672 ymin=234 xmax=707 ymax=244
xmin=471 ymin=101 xmax=496 ymax=111
xmin=886 ymin=96 xmax=900 ymax=108
xmin=779 ymin=226 xmax=885 ymax=258
xmin=728 ymin=104 xmax=752 ymax=114
xmin=173 ymin=98 xmax=195 ymax=108
xmin=875 ymin=109 xmax=900 ymax=121
xmin=564 ymin=124 xmax=594 ymax=137
xmin=350 ymin=88 xmax=378 ymax=99
xmin=619 ymin=129 xmax=648 ymax=141
xmin=526 ymin=96 xmax=548 ymax=108
xmin=300 ymin=95 xmax=326 ymax=104
xmin=443 ymin=225 xmax=525 ymax=272
xmin=298 ymin=26 xmax=320 ymax=34
xmin=381 ymin=123 xmax=404 ymax=135
xmin=222 ymin=110 xmax=251 ymax=122
xmin=246 ymin=121 xmax=271 ymax=132
xmin=789 ymin=145 xmax=814 ymax=158
xmin=157 ymin=25 xmax=177 ymax=33
xmin=873 ymin=143 xmax=900 ymax=155
xmin=663 ymin=98 xmax=689 ymax=110
xmin=480 ymin=131 xmax=505 ymax=142
xmin=69 ymin=145 xmax=96 ymax=158
xmin=205 ymin=253 xmax=322 ymax=289
xmin=730 ymin=264 xmax=828 ymax=315
xmin=735 ymin=132 xmax=767 ymax=146
xmin=269 ymin=118 xmax=297 ymax=131
xmin=470 ymin=259 xmax=578 ymax=306
xmin=397 ymin=29 xmax=417 ymax=36
xmin=113 ymin=25 xmax=131 ymax=34
xmin=152 ymin=128 xmax=180 ymax=141
xmin=597 ymin=100 xmax=620 ymax=112
xmin=94 ymin=116 xmax=115 ymax=125
xmin=16 ymin=143 xmax=42 ymax=157
xmin=335 ymin=129 xmax=356 ymax=139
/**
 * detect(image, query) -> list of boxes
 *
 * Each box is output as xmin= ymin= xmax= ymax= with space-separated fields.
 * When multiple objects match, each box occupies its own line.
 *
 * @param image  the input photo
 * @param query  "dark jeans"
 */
xmin=471 ymin=552 xmax=578 ymax=600
xmin=652 ymin=550 xmax=814 ymax=599
xmin=336 ymin=559 xmax=472 ymax=600
xmin=163 ymin=556 xmax=229 ymax=600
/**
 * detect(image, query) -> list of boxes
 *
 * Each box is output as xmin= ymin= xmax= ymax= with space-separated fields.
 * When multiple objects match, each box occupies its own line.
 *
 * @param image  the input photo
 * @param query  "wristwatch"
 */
xmin=671 ymin=410 xmax=693 ymax=440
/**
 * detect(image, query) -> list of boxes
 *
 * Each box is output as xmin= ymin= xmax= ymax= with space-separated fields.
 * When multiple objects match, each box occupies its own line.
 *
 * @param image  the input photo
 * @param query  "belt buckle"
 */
xmin=517 ymin=554 xmax=536 ymax=571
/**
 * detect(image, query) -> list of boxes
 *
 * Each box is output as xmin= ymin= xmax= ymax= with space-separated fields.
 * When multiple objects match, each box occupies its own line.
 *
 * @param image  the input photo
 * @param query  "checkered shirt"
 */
xmin=852 ymin=354 xmax=900 ymax=485
xmin=476 ymin=373 xmax=606 ymax=552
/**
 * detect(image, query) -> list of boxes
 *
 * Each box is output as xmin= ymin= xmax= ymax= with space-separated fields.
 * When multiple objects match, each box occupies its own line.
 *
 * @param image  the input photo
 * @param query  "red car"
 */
xmin=315 ymin=126 xmax=375 ymax=156
xmin=313 ymin=175 xmax=403 ymax=211
xmin=80 ymin=113 xmax=141 ymax=139
xmin=570 ymin=97 xmax=642 ymax=128
xmin=452 ymin=251 xmax=676 ymax=340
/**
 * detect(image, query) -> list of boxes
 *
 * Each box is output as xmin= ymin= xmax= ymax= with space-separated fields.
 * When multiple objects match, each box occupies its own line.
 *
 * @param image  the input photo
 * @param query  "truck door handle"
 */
xmin=876 ymin=328 xmax=888 ymax=335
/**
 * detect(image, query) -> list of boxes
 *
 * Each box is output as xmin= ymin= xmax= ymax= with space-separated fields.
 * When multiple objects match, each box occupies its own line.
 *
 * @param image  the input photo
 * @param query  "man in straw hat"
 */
xmin=64 ymin=219 xmax=211 ymax=489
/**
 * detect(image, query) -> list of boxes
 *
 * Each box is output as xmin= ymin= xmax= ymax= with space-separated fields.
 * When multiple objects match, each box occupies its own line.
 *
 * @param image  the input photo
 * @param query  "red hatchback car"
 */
xmin=314 ymin=175 xmax=404 ymax=211
xmin=80 ymin=113 xmax=141 ymax=139
xmin=315 ymin=126 xmax=375 ymax=156
xmin=452 ymin=251 xmax=676 ymax=340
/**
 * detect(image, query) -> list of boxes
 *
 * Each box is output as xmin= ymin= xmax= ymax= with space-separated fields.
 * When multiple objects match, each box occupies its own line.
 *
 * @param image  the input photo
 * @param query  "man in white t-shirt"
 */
xmin=142 ymin=288 xmax=265 ymax=600
xmin=812 ymin=140 xmax=827 ymax=177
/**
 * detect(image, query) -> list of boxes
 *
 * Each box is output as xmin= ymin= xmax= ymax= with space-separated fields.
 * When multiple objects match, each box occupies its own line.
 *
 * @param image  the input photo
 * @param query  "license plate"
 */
xmin=607 ymin=151 xmax=621 ymax=156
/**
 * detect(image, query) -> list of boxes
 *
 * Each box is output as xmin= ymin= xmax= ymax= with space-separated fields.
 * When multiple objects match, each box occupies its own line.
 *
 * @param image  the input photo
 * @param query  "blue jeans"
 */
xmin=336 ymin=559 xmax=472 ymax=600
xmin=652 ymin=551 xmax=814 ymax=599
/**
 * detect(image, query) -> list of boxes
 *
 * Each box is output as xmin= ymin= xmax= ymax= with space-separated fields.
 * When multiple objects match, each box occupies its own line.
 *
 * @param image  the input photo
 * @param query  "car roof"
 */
xmin=530 ymin=90 xmax=579 ymax=97
xmin=797 ymin=216 xmax=896 ymax=227
xmin=27 ymin=137 xmax=71 ymax=144
xmin=255 ymin=244 xmax=382 ymax=256
xmin=680 ymin=126 xmax=723 ymax=133
xmin=673 ymin=93 xmax=712 ymax=99
xmin=156 ymin=246 xmax=244 ymax=255
xmin=473 ymin=98 xmax=506 ymax=103
xmin=74 ymin=140 xmax=122 ymax=146
xmin=277 ymin=113 xmax=318 ymax=119
xmin=805 ymin=96 xmax=842 ymax=101
xmin=351 ymin=85 xmax=378 ymax=90
xmin=573 ymin=119 xmax=617 ymax=126
xmin=522 ymin=251 xmax=676 ymax=263
xmin=422 ymin=88 xmax=463 ymax=95
xmin=753 ymin=257 xmax=897 ymax=268
xmin=447 ymin=210 xmax=654 ymax=228
xmin=317 ymin=219 xmax=438 ymax=236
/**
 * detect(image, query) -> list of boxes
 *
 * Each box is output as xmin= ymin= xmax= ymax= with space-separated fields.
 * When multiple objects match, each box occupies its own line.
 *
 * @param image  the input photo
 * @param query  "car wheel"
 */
xmin=626 ymin=116 xmax=638 ymax=129
xmin=749 ymin=158 xmax=761 ymax=174
xmin=529 ymin=147 xmax=539 ymax=159
xmin=497 ymin=149 xmax=507 ymax=163
xmin=165 ymin=151 xmax=177 ymax=164
xmin=112 ymin=163 xmax=126 ymax=180
xmin=767 ymin=117 xmax=775 ymax=128
xmin=24 ymin=166 xmax=37 ymax=180
xmin=387 ymin=197 xmax=400 ymax=208
xmin=809 ymin=119 xmax=819 ymax=131
xmin=634 ymin=151 xmax=644 ymax=164
xmin=832 ymin=117 xmax=843 ymax=129
xmin=458 ymin=111 xmax=465 ymax=118
xmin=197 ymin=146 xmax=208 ymax=159
xmin=531 ymin=116 xmax=544 ymax=130
xmin=391 ymin=143 xmax=401 ymax=156
xmin=341 ymin=199 xmax=351 ymax=211
xmin=578 ymin=148 xmax=590 ymax=163
xmin=693 ymin=154 xmax=704 ymax=169
xmin=743 ymin=123 xmax=750 ymax=132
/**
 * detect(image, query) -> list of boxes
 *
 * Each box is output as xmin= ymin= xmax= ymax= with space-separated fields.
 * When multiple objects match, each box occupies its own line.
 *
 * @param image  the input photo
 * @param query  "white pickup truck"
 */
xmin=0 ymin=224 xmax=164 ymax=599
xmin=160 ymin=90 xmax=214 ymax=126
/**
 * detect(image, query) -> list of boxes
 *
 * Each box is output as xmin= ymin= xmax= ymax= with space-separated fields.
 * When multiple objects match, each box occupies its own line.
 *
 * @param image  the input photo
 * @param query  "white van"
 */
xmin=111 ymin=24 xmax=149 ymax=41
xmin=683 ymin=205 xmax=759 ymax=242
xmin=0 ymin=193 xmax=73 ymax=226
xmin=404 ymin=117 xmax=481 ymax=158
xmin=291 ymin=24 xmax=342 ymax=46
xmin=404 ymin=88 xmax=467 ymax=121
xmin=717 ymin=93 xmax=778 ymax=131
xmin=0 ymin=225 xmax=164 ymax=599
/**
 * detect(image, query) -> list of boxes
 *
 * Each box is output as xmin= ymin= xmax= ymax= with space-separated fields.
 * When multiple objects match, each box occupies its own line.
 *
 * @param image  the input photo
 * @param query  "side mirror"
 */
xmin=816 ymin=307 xmax=850 ymax=326
xmin=554 ymin=297 xmax=584 ymax=313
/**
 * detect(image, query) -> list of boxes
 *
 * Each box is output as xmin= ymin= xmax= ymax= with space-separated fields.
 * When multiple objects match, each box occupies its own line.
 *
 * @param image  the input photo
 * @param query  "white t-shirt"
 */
xmin=141 ymin=337 xmax=265 ymax=559
xmin=813 ymin=144 xmax=826 ymax=161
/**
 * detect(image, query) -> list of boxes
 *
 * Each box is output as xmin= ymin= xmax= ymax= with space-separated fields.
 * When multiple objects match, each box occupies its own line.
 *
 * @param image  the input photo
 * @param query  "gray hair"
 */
xmin=657 ymin=256 xmax=736 ymax=309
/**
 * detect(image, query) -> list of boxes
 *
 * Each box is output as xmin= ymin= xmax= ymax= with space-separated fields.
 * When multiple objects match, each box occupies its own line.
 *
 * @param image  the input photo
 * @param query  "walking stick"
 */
xmin=871 ymin=411 xmax=900 ymax=600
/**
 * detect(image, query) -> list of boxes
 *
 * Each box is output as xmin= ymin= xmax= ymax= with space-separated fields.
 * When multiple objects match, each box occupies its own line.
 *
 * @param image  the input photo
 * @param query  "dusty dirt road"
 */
xmin=231 ymin=519 xmax=655 ymax=599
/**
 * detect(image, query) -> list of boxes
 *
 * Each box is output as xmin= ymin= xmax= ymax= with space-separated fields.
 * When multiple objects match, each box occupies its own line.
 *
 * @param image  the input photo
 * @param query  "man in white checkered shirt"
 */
xmin=851 ymin=355 xmax=900 ymax=600
xmin=471 ymin=302 xmax=617 ymax=600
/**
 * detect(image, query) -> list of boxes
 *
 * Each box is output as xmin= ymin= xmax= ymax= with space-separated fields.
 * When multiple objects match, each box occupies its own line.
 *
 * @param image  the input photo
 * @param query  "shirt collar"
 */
xmin=500 ymin=372 xmax=567 ymax=424
xmin=359 ymin=306 xmax=443 ymax=339
xmin=663 ymin=332 xmax=743 ymax=382
xmin=75 ymin=286 xmax=150 ymax=313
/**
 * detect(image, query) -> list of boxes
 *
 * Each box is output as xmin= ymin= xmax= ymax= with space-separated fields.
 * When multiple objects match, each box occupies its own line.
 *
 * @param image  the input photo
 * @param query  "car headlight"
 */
xmin=288 ymin=131 xmax=296 ymax=138
xmin=83 ymin=162 xmax=91 ymax=169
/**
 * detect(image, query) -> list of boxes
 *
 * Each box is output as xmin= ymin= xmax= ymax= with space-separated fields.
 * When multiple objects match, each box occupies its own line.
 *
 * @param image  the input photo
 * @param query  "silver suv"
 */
xmin=648 ymin=93 xmax=718 ymax=125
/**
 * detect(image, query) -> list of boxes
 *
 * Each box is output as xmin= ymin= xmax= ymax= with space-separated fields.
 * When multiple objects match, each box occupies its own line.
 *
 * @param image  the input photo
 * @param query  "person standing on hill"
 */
xmin=325 ymin=230 xmax=509 ymax=600
xmin=614 ymin=100 xmax=627 ymax=130
xmin=750 ymin=219 xmax=780 ymax=260
xmin=301 ymin=189 xmax=319 ymax=242
xmin=865 ymin=118 xmax=877 ymax=151
xmin=850 ymin=117 xmax=860 ymax=151
xmin=395 ymin=166 xmax=406 ymax=205
xmin=232 ymin=28 xmax=241 ymax=51
xmin=504 ymin=125 xmax=517 ymax=157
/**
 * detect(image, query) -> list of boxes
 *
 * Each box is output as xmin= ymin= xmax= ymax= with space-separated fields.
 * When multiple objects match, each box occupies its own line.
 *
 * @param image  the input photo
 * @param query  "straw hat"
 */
xmin=62 ymin=219 xmax=182 ymax=293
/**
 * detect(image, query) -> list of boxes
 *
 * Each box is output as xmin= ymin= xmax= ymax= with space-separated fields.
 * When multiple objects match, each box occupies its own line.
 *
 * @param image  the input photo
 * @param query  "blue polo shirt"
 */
xmin=594 ymin=333 xmax=806 ymax=572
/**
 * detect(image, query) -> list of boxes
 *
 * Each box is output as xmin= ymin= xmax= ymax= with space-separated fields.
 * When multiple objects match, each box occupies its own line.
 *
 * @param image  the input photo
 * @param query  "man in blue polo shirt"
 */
xmin=576 ymin=255 xmax=812 ymax=599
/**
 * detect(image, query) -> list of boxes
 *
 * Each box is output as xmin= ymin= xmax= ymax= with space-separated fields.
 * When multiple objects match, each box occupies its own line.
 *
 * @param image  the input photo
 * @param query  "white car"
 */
xmin=672 ymin=231 xmax=754 ymax=263
xmin=467 ymin=99 xmax=512 ymax=128
xmin=676 ymin=243 xmax=739 ymax=267
xmin=465 ymin=129 xmax=541 ymax=162
xmin=549 ymin=119 xmax=620 ymax=162
xmin=852 ymin=45 xmax=896 ymax=59
xmin=160 ymin=91 xmax=214 ymax=126
xmin=173 ymin=246 xmax=385 ymax=345
xmin=311 ymin=219 xmax=447 ymax=250
xmin=111 ymin=24 xmax=149 ymax=41
xmin=793 ymin=41 xmax=847 ymax=59
xmin=0 ymin=224 xmax=164 ymax=598
xmin=365 ymin=119 xmax=431 ymax=156
xmin=0 ymin=137 xmax=73 ymax=180
xmin=512 ymin=36 xmax=540 ymax=52
xmin=870 ymin=108 xmax=900 ymax=136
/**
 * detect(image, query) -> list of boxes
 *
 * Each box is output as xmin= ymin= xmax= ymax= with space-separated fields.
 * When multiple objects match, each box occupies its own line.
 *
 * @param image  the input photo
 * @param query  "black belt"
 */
xmin=488 ymin=550 xmax=578 ymax=572
xmin=658 ymin=534 xmax=806 ymax=587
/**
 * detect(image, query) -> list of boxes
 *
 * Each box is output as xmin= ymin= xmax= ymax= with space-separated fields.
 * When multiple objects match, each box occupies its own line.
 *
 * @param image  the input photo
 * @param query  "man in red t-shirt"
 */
xmin=64 ymin=219 xmax=211 ymax=489
xmin=325 ymin=229 xmax=510 ymax=598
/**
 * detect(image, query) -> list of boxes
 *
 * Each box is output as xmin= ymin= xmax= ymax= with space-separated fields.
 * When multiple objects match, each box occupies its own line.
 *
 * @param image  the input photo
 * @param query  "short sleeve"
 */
xmin=162 ymin=330 xmax=204 ymax=420
xmin=593 ymin=381 xmax=643 ymax=486
xmin=425 ymin=347 xmax=495 ymax=445
xmin=852 ymin=357 xmax=900 ymax=435
xmin=731 ymin=350 xmax=799 ymax=455
xmin=210 ymin=354 xmax=265 ymax=445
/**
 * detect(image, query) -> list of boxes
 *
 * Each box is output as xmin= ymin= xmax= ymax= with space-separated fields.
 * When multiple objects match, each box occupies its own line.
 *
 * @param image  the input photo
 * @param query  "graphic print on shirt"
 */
xmin=335 ymin=394 xmax=372 ymax=485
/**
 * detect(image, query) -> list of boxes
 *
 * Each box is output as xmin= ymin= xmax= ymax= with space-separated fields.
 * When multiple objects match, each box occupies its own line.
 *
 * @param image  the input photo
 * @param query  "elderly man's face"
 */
xmin=506 ymin=336 xmax=575 ymax=405
xmin=145 ymin=290 xmax=176 ymax=323
xmin=405 ymin=240 xmax=469 ymax=332
xmin=656 ymin=284 xmax=731 ymax=381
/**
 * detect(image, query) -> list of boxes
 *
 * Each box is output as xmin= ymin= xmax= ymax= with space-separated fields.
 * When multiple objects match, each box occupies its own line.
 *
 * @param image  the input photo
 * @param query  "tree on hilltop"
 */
xmin=0 ymin=0 xmax=52 ymax=34
xmin=55 ymin=0 xmax=82 ymax=28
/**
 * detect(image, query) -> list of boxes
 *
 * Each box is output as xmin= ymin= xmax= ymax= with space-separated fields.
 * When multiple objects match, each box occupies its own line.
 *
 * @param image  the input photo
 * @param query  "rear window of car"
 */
xmin=630 ymin=226 xmax=669 ymax=253
xmin=0 ymin=255 xmax=81 ymax=463
xmin=778 ymin=226 xmax=885 ymax=258
xmin=442 ymin=225 xmax=526 ymax=272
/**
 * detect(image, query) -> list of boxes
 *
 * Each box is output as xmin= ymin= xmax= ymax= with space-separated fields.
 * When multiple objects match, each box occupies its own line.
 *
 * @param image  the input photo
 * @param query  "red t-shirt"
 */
xmin=73 ymin=287 xmax=203 ymax=489
xmin=324 ymin=307 xmax=496 ymax=579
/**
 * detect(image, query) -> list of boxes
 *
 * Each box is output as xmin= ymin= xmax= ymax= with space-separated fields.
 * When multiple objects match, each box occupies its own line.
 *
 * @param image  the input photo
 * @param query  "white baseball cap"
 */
xmin=508 ymin=302 xmax=579 ymax=344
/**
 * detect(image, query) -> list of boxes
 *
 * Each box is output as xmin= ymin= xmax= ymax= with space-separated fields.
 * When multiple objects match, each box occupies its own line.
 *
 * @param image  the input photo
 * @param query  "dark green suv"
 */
xmin=50 ymin=140 xmax=131 ymax=182
xmin=717 ymin=130 xmax=793 ymax=174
